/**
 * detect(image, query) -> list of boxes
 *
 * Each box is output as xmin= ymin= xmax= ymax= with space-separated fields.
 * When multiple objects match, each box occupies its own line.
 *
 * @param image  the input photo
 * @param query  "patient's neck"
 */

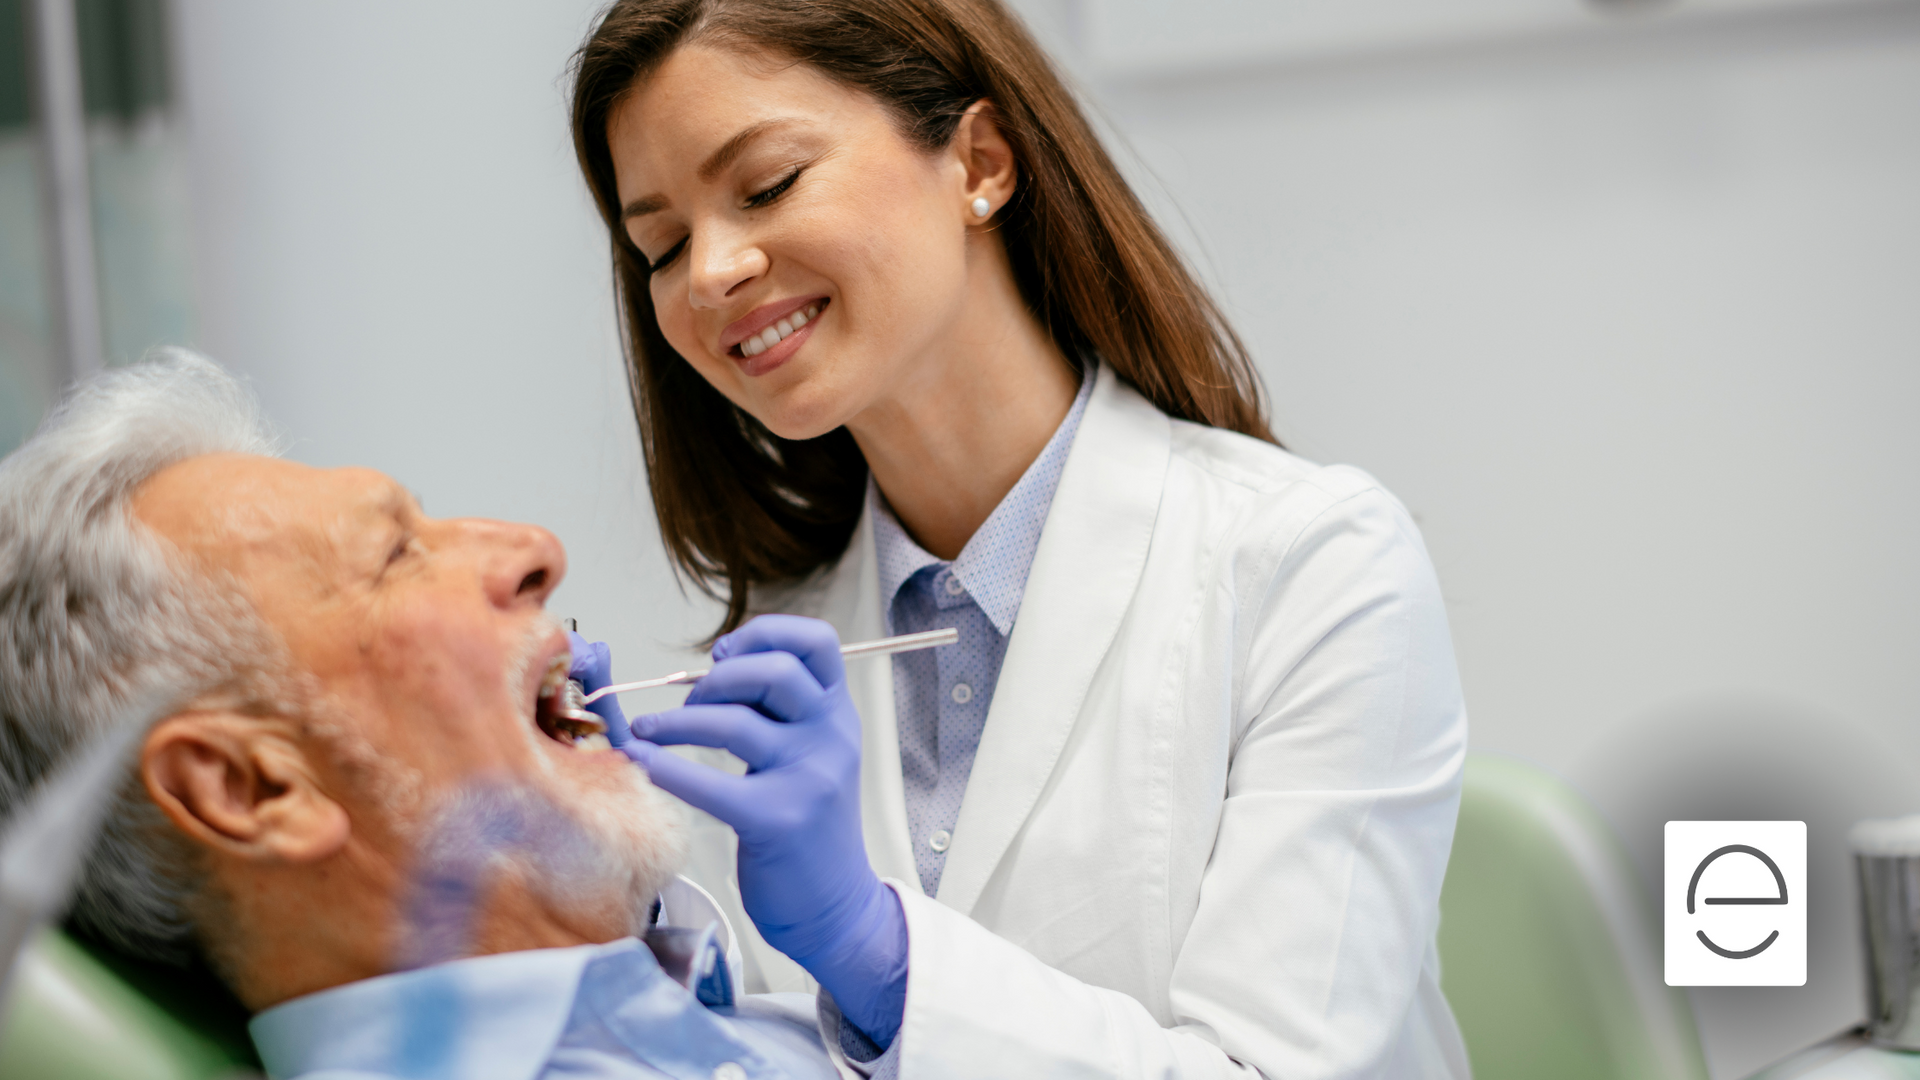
xmin=222 ymin=847 xmax=628 ymax=1011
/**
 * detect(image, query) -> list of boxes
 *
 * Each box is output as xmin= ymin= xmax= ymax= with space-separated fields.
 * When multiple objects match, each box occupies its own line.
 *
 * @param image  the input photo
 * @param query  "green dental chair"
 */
xmin=0 ymin=753 xmax=1708 ymax=1080
xmin=0 ymin=928 xmax=257 ymax=1079
xmin=1438 ymin=753 xmax=1710 ymax=1080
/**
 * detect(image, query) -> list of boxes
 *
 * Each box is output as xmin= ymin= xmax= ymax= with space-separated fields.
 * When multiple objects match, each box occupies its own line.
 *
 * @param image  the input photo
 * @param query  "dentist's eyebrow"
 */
xmin=620 ymin=117 xmax=804 ymax=221
xmin=699 ymin=117 xmax=801 ymax=181
xmin=622 ymin=193 xmax=668 ymax=221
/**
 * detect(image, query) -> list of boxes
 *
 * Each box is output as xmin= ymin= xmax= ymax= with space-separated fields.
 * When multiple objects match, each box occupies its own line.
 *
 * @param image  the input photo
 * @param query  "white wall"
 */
xmin=174 ymin=2 xmax=1920 ymax=1076
xmin=1016 ymin=2 xmax=1920 ymax=1075
xmin=173 ymin=1 xmax=723 ymax=687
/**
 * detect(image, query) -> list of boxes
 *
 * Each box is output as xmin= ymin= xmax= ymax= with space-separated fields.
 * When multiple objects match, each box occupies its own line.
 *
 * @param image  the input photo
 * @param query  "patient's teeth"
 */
xmin=758 ymin=327 xmax=781 ymax=350
xmin=776 ymin=318 xmax=794 ymax=337
xmin=742 ymin=337 xmax=762 ymax=357
xmin=539 ymin=655 xmax=569 ymax=698
xmin=574 ymin=733 xmax=612 ymax=753
xmin=791 ymin=309 xmax=808 ymax=328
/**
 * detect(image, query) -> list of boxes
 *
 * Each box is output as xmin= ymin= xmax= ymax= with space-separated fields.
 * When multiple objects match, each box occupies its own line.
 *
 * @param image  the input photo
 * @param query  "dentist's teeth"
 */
xmin=736 ymin=302 xmax=826 ymax=358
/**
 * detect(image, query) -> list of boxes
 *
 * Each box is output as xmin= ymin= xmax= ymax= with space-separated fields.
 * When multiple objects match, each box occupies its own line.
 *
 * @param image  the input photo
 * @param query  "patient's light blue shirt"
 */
xmin=249 ymin=938 xmax=841 ymax=1080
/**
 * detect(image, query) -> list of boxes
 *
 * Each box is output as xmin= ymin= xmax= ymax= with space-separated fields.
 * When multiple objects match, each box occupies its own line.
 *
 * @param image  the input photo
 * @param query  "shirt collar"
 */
xmin=249 ymin=940 xmax=621 ymax=1080
xmin=869 ymin=493 xmax=943 ymax=619
xmin=871 ymin=366 xmax=1094 ymax=635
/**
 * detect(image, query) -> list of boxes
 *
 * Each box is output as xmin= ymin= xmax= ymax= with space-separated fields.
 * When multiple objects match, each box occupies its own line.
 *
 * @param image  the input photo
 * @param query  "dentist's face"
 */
xmin=607 ymin=45 xmax=979 ymax=440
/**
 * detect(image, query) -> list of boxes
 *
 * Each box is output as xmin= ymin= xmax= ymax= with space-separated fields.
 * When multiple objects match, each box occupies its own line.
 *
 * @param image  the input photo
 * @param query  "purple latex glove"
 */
xmin=620 ymin=615 xmax=908 ymax=1047
xmin=567 ymin=632 xmax=634 ymax=747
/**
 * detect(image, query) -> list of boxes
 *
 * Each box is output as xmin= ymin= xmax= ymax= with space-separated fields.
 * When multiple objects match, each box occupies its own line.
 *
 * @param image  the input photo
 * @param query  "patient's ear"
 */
xmin=142 ymin=714 xmax=349 ymax=863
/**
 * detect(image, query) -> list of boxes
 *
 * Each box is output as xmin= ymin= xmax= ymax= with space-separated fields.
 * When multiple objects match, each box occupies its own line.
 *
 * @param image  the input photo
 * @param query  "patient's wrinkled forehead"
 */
xmin=132 ymin=453 xmax=415 ymax=608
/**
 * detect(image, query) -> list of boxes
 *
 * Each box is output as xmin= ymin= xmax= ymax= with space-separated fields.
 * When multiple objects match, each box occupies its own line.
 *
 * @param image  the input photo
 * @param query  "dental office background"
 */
xmin=2 ymin=0 xmax=1915 ymax=1075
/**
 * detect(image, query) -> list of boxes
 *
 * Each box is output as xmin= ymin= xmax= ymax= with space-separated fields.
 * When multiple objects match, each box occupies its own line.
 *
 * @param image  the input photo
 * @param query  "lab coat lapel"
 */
xmin=809 ymin=509 xmax=924 ymax=894
xmin=935 ymin=364 xmax=1171 ymax=917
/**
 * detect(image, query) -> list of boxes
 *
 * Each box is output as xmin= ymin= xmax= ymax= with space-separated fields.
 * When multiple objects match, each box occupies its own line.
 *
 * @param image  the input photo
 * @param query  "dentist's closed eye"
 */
xmin=745 ymin=168 xmax=801 ymax=210
xmin=648 ymin=237 xmax=688 ymax=275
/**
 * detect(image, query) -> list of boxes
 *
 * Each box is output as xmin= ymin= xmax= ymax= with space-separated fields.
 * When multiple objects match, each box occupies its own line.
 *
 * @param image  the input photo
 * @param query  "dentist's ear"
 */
xmin=952 ymin=99 xmax=1018 ymax=224
xmin=142 ymin=714 xmax=350 ymax=864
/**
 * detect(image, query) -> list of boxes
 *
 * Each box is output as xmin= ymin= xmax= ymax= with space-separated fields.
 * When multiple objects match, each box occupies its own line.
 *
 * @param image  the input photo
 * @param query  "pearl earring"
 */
xmin=971 ymin=197 xmax=990 ymax=218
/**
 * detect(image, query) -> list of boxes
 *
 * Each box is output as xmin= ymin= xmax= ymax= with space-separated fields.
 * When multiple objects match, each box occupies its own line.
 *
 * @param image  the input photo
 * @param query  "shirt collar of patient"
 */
xmin=249 ymin=937 xmax=772 ymax=1080
xmin=870 ymin=360 xmax=1096 ymax=635
xmin=251 ymin=941 xmax=597 ymax=1080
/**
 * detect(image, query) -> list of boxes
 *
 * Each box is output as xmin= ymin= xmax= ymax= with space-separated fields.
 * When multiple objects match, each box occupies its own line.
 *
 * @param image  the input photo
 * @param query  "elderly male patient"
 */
xmin=0 ymin=353 xmax=851 ymax=1080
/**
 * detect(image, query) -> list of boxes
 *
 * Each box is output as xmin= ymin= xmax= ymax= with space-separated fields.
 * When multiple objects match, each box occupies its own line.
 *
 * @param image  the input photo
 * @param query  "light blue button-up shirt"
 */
xmin=249 ymin=938 xmax=842 ymax=1080
xmin=872 ymin=370 xmax=1092 ymax=896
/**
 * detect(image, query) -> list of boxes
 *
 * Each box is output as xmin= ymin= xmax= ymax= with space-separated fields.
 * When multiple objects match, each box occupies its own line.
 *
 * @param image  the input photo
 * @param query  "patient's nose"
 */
xmin=468 ymin=520 xmax=566 ymax=609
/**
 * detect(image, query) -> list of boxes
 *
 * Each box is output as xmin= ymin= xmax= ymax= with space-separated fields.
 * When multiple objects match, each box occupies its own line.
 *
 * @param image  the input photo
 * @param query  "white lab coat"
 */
xmin=674 ymin=361 xmax=1472 ymax=1079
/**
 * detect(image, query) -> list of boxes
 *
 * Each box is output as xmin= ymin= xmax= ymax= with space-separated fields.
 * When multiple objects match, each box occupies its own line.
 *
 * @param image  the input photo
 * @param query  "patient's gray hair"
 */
xmin=0 ymin=349 xmax=288 ymax=963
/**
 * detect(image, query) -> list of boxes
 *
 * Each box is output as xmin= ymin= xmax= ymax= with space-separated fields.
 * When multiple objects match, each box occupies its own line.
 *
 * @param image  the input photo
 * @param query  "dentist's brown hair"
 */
xmin=570 ymin=0 xmax=1274 ymax=635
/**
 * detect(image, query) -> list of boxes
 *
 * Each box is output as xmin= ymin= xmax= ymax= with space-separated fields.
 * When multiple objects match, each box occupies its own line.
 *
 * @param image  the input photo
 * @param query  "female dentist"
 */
xmin=566 ymin=0 xmax=1469 ymax=1076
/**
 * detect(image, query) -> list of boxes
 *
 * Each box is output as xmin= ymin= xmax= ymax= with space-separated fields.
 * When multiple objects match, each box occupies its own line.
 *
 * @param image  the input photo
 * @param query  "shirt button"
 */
xmin=929 ymin=829 xmax=952 ymax=853
xmin=943 ymin=574 xmax=965 ymax=596
xmin=712 ymin=1063 xmax=747 ymax=1080
xmin=950 ymin=682 xmax=973 ymax=704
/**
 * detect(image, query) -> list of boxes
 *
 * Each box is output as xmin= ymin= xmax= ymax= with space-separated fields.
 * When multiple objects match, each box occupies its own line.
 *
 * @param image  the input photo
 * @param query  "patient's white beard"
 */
xmin=400 ymin=756 xmax=690 ymax=964
xmin=416 ymin=768 xmax=689 ymax=945
xmin=505 ymin=615 xmax=690 ymax=931
xmin=394 ymin=616 xmax=691 ymax=964
xmin=516 ymin=747 xmax=691 ymax=935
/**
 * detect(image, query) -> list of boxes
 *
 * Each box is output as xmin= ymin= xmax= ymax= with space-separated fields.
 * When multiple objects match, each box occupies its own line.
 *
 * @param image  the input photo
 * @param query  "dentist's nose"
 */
xmin=688 ymin=225 xmax=769 ymax=310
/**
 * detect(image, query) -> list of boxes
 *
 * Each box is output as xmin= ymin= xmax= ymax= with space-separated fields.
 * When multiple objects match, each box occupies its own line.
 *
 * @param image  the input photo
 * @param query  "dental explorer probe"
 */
xmin=580 ymin=627 xmax=958 ymax=706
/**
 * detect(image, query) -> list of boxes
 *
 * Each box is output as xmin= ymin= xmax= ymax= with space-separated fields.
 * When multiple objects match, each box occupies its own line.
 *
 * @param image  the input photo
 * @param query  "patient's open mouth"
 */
xmin=535 ymin=654 xmax=611 ymax=752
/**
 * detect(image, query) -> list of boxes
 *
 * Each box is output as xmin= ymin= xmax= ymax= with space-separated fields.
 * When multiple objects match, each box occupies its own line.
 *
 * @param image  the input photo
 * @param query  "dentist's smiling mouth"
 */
xmin=720 ymin=296 xmax=829 ymax=376
xmin=732 ymin=300 xmax=824 ymax=359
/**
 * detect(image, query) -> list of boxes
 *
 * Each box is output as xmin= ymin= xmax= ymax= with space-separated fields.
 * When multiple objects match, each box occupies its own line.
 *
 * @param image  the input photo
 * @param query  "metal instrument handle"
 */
xmin=580 ymin=627 xmax=958 ymax=706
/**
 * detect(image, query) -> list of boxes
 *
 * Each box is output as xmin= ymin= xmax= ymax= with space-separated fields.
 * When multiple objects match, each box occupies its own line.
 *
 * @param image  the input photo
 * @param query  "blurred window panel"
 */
xmin=0 ymin=0 xmax=55 ymax=453
xmin=0 ymin=0 xmax=194 ymax=453
xmin=80 ymin=0 xmax=194 ymax=375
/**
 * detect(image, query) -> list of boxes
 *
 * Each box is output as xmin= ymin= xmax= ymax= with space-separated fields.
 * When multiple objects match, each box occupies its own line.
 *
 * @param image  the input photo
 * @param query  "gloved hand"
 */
xmin=619 ymin=615 xmax=908 ymax=1048
xmin=567 ymin=632 xmax=634 ymax=747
